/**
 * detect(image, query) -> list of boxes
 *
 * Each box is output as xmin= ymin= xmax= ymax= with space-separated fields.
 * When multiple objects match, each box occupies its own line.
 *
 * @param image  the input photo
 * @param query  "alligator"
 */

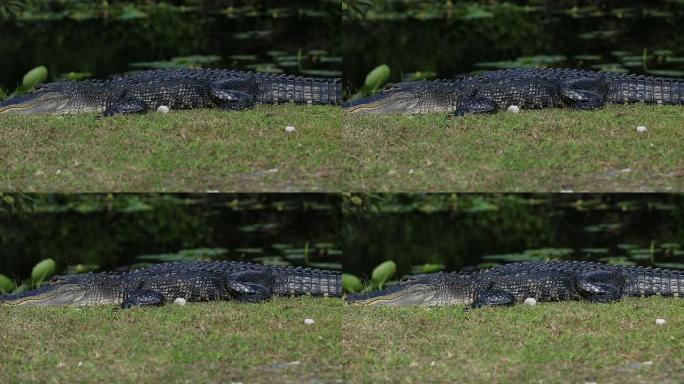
xmin=347 ymin=261 xmax=684 ymax=308
xmin=0 ymin=68 xmax=342 ymax=116
xmin=343 ymin=68 xmax=684 ymax=115
xmin=0 ymin=261 xmax=342 ymax=308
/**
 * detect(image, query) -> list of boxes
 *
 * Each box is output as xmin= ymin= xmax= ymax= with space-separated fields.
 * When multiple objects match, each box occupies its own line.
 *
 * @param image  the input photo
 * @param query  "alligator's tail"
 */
xmin=271 ymin=267 xmax=342 ymax=297
xmin=607 ymin=75 xmax=684 ymax=105
xmin=255 ymin=75 xmax=342 ymax=105
xmin=622 ymin=266 xmax=684 ymax=297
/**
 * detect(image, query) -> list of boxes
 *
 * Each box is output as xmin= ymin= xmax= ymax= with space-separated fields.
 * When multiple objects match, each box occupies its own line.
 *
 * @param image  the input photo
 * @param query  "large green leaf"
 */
xmin=31 ymin=258 xmax=56 ymax=285
xmin=342 ymin=274 xmax=363 ymax=293
xmin=371 ymin=260 xmax=396 ymax=289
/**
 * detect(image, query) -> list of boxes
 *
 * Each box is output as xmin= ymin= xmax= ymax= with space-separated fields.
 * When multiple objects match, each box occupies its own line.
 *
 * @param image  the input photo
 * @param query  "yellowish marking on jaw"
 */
xmin=344 ymin=103 xmax=385 ymax=114
xmin=0 ymin=103 xmax=34 ymax=115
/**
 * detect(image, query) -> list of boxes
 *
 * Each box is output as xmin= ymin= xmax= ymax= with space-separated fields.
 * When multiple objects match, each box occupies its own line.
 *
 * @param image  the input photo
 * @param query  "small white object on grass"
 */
xmin=285 ymin=125 xmax=296 ymax=133
xmin=304 ymin=318 xmax=315 ymax=325
xmin=636 ymin=125 xmax=648 ymax=133
xmin=523 ymin=298 xmax=537 ymax=306
xmin=656 ymin=318 xmax=667 ymax=325
xmin=507 ymin=105 xmax=520 ymax=113
xmin=157 ymin=106 xmax=170 ymax=113
xmin=173 ymin=298 xmax=187 ymax=306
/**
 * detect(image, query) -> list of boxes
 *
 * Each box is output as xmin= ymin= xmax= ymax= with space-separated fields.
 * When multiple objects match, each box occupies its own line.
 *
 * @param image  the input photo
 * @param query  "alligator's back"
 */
xmin=483 ymin=260 xmax=684 ymax=298
xmin=471 ymin=68 xmax=684 ymax=105
xmin=115 ymin=68 xmax=342 ymax=105
xmin=348 ymin=260 xmax=684 ymax=308
xmin=0 ymin=261 xmax=342 ymax=307
xmin=121 ymin=260 xmax=343 ymax=297
xmin=0 ymin=68 xmax=342 ymax=115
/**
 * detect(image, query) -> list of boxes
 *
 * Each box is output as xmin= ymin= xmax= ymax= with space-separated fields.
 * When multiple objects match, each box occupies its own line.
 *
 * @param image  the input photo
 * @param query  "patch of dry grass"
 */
xmin=0 ymin=297 xmax=341 ymax=384
xmin=342 ymin=104 xmax=684 ymax=191
xmin=0 ymin=104 xmax=341 ymax=192
xmin=342 ymin=297 xmax=684 ymax=383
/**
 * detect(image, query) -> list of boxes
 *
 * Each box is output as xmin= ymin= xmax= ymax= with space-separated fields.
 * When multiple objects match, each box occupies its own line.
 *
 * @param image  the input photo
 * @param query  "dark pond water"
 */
xmin=0 ymin=2 xmax=341 ymax=91
xmin=0 ymin=194 xmax=341 ymax=280
xmin=343 ymin=0 xmax=684 ymax=92
xmin=343 ymin=194 xmax=684 ymax=279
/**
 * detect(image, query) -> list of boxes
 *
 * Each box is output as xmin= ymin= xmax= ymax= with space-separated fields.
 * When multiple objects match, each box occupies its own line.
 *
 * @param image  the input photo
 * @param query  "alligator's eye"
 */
xmin=49 ymin=276 xmax=61 ymax=283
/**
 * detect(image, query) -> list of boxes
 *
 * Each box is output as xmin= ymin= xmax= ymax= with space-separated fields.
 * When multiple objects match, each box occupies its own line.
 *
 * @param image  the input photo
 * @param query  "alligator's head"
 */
xmin=0 ymin=275 xmax=96 ymax=306
xmin=0 ymin=82 xmax=101 ymax=115
xmin=346 ymin=273 xmax=466 ymax=306
xmin=0 ymin=89 xmax=73 ymax=115
xmin=343 ymin=82 xmax=429 ymax=114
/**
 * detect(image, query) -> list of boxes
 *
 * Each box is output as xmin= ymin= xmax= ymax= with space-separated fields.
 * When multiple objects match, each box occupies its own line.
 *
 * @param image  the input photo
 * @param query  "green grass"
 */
xmin=0 ymin=297 xmax=341 ymax=383
xmin=342 ymin=104 xmax=684 ymax=191
xmin=0 ymin=105 xmax=341 ymax=192
xmin=343 ymin=297 xmax=684 ymax=383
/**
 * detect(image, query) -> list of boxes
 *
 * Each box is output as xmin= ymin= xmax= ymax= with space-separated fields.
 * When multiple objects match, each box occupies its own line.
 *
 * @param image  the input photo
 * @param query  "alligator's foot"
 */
xmin=453 ymin=97 xmax=498 ymax=116
xmin=121 ymin=282 xmax=165 ymax=308
xmin=227 ymin=269 xmax=275 ymax=303
xmin=211 ymin=78 xmax=257 ymax=111
xmin=468 ymin=288 xmax=515 ymax=309
xmin=103 ymin=97 xmax=149 ymax=116
xmin=560 ymin=77 xmax=607 ymax=110
xmin=218 ymin=91 xmax=256 ymax=111
xmin=576 ymin=270 xmax=624 ymax=303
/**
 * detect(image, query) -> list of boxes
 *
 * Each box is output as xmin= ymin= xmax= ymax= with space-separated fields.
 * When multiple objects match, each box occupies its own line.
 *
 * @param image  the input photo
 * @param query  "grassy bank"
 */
xmin=0 ymin=105 xmax=340 ymax=192
xmin=342 ymin=104 xmax=684 ymax=191
xmin=343 ymin=297 xmax=684 ymax=383
xmin=0 ymin=297 xmax=341 ymax=383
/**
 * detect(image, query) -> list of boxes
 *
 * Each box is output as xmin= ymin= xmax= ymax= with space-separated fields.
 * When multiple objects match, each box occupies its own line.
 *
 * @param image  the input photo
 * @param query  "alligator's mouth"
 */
xmin=346 ymin=281 xmax=438 ymax=306
xmin=0 ymin=279 xmax=87 ymax=306
xmin=0 ymin=91 xmax=71 ymax=115
xmin=343 ymin=90 xmax=421 ymax=114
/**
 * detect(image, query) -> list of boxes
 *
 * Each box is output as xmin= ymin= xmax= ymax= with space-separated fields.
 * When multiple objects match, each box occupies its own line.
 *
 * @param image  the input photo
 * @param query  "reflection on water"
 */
xmin=0 ymin=194 xmax=341 ymax=280
xmin=343 ymin=0 xmax=684 ymax=90
xmin=343 ymin=194 xmax=684 ymax=278
xmin=0 ymin=3 xmax=341 ymax=91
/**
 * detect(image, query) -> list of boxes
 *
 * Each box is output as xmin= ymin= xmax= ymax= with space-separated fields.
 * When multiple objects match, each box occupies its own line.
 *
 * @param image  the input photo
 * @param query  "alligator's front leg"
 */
xmin=560 ymin=77 xmax=607 ymax=110
xmin=210 ymin=78 xmax=257 ymax=111
xmin=575 ymin=270 xmax=625 ymax=303
xmin=453 ymin=96 xmax=498 ymax=116
xmin=226 ymin=269 xmax=275 ymax=303
xmin=121 ymin=282 xmax=165 ymax=308
xmin=103 ymin=97 xmax=149 ymax=116
xmin=469 ymin=288 xmax=515 ymax=309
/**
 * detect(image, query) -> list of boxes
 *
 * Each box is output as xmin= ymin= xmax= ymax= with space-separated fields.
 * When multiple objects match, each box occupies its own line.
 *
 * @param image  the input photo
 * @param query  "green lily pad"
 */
xmin=654 ymin=263 xmax=684 ymax=270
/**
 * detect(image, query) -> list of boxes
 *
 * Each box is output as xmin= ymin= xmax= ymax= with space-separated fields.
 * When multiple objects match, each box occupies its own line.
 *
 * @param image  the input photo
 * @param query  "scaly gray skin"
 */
xmin=343 ymin=68 xmax=684 ymax=115
xmin=347 ymin=261 xmax=684 ymax=308
xmin=0 ymin=261 xmax=342 ymax=308
xmin=0 ymin=69 xmax=342 ymax=116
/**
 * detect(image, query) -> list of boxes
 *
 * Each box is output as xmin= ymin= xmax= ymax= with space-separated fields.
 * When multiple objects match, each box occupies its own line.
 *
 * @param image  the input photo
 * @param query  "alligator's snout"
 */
xmin=0 ymin=91 xmax=73 ymax=115
xmin=342 ymin=93 xmax=394 ymax=114
xmin=346 ymin=282 xmax=439 ymax=306
xmin=0 ymin=93 xmax=41 ymax=115
xmin=0 ymin=278 xmax=88 ymax=306
xmin=343 ymin=83 xmax=426 ymax=114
